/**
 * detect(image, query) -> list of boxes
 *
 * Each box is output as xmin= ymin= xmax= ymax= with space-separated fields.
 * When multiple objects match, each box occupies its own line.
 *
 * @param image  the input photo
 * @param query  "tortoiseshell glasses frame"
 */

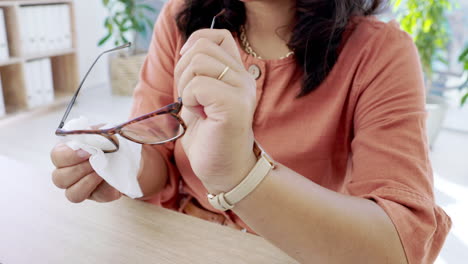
xmin=55 ymin=43 xmax=187 ymax=153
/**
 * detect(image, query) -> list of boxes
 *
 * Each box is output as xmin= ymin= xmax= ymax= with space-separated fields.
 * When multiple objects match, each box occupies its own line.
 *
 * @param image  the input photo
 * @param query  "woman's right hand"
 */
xmin=50 ymin=143 xmax=122 ymax=203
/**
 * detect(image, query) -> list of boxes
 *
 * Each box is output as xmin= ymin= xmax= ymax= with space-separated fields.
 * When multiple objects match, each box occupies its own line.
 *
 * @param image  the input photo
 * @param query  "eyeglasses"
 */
xmin=56 ymin=12 xmax=225 ymax=153
xmin=55 ymin=42 xmax=187 ymax=153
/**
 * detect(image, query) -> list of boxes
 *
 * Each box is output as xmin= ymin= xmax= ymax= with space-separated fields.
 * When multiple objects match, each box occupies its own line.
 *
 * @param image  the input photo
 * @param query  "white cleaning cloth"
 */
xmin=62 ymin=116 xmax=143 ymax=199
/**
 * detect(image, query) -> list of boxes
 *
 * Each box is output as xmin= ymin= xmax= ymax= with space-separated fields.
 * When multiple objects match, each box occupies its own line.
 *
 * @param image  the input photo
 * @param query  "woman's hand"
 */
xmin=175 ymin=29 xmax=257 ymax=193
xmin=50 ymin=143 xmax=122 ymax=203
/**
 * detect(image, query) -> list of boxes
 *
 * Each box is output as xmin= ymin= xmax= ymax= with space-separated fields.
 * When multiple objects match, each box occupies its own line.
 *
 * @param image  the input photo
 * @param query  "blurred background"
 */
xmin=0 ymin=0 xmax=466 ymax=263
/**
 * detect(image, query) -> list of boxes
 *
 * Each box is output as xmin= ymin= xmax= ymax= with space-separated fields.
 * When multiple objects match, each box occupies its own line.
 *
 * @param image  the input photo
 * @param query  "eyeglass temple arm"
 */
xmin=58 ymin=42 xmax=132 ymax=129
xmin=210 ymin=9 xmax=226 ymax=29
xmin=59 ymin=11 xmax=223 ymax=130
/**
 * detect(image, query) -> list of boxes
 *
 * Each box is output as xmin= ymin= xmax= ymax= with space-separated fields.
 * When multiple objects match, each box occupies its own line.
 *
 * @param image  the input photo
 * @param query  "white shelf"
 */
xmin=0 ymin=93 xmax=71 ymax=125
xmin=0 ymin=49 xmax=75 ymax=66
xmin=0 ymin=56 xmax=20 ymax=66
xmin=24 ymin=48 xmax=76 ymax=61
xmin=0 ymin=0 xmax=72 ymax=7
xmin=0 ymin=0 xmax=78 ymax=116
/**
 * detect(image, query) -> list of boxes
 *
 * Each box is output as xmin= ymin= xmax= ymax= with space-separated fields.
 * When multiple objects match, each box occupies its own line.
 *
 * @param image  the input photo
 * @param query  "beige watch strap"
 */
xmin=207 ymin=142 xmax=275 ymax=211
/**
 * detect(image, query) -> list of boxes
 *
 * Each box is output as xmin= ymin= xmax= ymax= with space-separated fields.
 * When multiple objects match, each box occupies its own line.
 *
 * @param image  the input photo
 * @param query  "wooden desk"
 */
xmin=0 ymin=157 xmax=297 ymax=263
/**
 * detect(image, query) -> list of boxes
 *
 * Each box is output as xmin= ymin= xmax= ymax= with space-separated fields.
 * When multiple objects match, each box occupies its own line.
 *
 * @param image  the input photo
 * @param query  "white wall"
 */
xmin=72 ymin=0 xmax=164 ymax=89
xmin=73 ymin=0 xmax=113 ymax=89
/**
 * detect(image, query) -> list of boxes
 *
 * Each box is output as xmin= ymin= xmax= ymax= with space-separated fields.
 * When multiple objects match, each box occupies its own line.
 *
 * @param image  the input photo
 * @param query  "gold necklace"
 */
xmin=239 ymin=25 xmax=294 ymax=60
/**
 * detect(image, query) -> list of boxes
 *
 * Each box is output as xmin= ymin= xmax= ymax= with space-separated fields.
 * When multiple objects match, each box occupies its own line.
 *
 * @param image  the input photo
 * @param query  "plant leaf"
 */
xmin=436 ymin=55 xmax=448 ymax=65
xmin=461 ymin=92 xmax=468 ymax=106
xmin=121 ymin=34 xmax=129 ymax=44
xmin=459 ymin=46 xmax=468 ymax=62
xmin=423 ymin=18 xmax=433 ymax=32
xmin=144 ymin=17 xmax=154 ymax=29
xmin=393 ymin=0 xmax=403 ymax=9
xmin=137 ymin=4 xmax=157 ymax=13
xmin=130 ymin=17 xmax=144 ymax=32
xmin=98 ymin=33 xmax=112 ymax=46
xmin=139 ymin=23 xmax=147 ymax=37
xmin=113 ymin=17 xmax=127 ymax=33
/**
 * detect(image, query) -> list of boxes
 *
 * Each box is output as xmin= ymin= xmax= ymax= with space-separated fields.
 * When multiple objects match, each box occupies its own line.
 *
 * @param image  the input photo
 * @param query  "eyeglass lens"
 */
xmin=120 ymin=114 xmax=184 ymax=144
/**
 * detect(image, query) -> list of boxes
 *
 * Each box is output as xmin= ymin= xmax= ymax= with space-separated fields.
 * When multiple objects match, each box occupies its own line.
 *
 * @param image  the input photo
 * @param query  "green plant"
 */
xmin=392 ymin=0 xmax=453 ymax=78
xmin=99 ymin=0 xmax=156 ymax=54
xmin=459 ymin=45 xmax=468 ymax=106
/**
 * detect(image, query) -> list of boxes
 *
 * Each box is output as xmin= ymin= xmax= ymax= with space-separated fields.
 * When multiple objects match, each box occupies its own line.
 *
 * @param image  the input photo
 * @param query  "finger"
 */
xmin=181 ymin=76 xmax=255 ymax=129
xmin=89 ymin=182 xmax=122 ymax=203
xmin=175 ymin=38 xmax=243 ymax=94
xmin=65 ymin=172 xmax=103 ymax=203
xmin=51 ymin=143 xmax=91 ymax=168
xmin=177 ymin=53 xmax=245 ymax=98
xmin=180 ymin=29 xmax=242 ymax=62
xmin=182 ymin=76 xmax=251 ymax=121
xmin=52 ymin=161 xmax=94 ymax=189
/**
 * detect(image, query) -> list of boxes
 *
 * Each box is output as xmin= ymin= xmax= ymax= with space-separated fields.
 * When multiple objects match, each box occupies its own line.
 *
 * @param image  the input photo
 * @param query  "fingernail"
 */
xmin=180 ymin=41 xmax=189 ymax=54
xmin=76 ymin=149 xmax=90 ymax=158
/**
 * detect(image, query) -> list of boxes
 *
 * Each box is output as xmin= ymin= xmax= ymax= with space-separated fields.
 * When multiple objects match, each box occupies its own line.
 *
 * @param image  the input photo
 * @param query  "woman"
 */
xmin=50 ymin=0 xmax=451 ymax=263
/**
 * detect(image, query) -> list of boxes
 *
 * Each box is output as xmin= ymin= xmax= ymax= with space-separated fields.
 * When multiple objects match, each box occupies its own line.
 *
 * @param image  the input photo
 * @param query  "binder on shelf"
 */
xmin=37 ymin=6 xmax=47 ymax=53
xmin=32 ymin=60 xmax=42 ymax=106
xmin=28 ymin=7 xmax=38 ymax=55
xmin=41 ymin=58 xmax=54 ymax=104
xmin=0 ymin=74 xmax=5 ymax=116
xmin=19 ymin=4 xmax=72 ymax=56
xmin=0 ymin=8 xmax=9 ymax=60
xmin=21 ymin=7 xmax=36 ymax=56
xmin=25 ymin=61 xmax=36 ymax=108
xmin=19 ymin=7 xmax=28 ymax=55
xmin=25 ymin=58 xmax=55 ymax=108
xmin=45 ymin=5 xmax=56 ymax=50
xmin=53 ymin=5 xmax=62 ymax=50
xmin=62 ymin=4 xmax=72 ymax=49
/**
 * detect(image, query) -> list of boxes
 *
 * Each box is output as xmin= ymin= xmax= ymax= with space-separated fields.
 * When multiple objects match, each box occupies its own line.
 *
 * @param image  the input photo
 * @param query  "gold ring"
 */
xmin=217 ymin=66 xmax=230 ymax=80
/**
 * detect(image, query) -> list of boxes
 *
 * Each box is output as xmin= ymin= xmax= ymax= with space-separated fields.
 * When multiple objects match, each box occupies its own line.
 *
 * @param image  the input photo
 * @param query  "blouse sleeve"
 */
xmin=129 ymin=0 xmax=183 ymax=209
xmin=346 ymin=21 xmax=451 ymax=264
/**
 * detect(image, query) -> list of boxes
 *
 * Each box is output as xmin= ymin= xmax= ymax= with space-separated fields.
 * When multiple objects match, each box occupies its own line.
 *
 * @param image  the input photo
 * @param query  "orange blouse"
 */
xmin=130 ymin=1 xmax=451 ymax=263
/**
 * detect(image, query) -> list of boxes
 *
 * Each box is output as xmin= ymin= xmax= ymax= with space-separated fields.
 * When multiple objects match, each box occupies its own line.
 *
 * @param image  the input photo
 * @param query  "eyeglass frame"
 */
xmin=55 ymin=12 xmax=225 ymax=153
xmin=55 ymin=42 xmax=187 ymax=153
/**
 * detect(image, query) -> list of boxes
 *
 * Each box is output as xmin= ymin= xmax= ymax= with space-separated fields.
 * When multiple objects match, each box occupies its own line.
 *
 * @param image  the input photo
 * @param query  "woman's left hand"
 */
xmin=174 ymin=29 xmax=257 ymax=193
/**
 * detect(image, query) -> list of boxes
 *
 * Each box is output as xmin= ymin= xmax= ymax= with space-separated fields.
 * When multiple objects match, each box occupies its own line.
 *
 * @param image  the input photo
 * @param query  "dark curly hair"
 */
xmin=176 ymin=0 xmax=387 ymax=97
